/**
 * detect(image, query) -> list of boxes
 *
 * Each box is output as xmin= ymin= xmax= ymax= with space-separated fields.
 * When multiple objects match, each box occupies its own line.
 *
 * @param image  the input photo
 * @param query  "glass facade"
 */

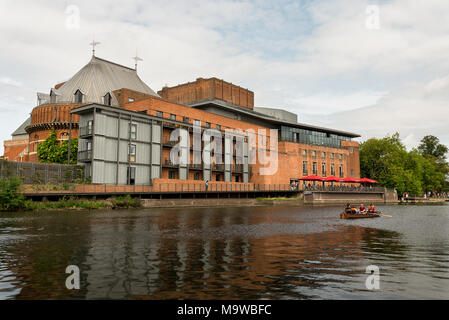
xmin=280 ymin=126 xmax=351 ymax=149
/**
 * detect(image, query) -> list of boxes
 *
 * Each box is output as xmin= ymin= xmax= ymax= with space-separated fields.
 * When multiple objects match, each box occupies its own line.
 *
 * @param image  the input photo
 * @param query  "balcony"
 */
xmin=233 ymin=164 xmax=243 ymax=172
xmin=79 ymin=126 xmax=93 ymax=138
xmin=212 ymin=164 xmax=225 ymax=171
xmin=162 ymin=136 xmax=178 ymax=147
xmin=78 ymin=150 xmax=92 ymax=162
xmin=188 ymin=163 xmax=203 ymax=170
xmin=162 ymin=159 xmax=178 ymax=167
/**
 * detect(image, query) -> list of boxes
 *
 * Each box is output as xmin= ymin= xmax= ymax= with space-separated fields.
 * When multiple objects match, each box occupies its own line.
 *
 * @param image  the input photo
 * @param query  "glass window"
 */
xmin=302 ymin=149 xmax=307 ymax=157
xmin=130 ymin=123 xmax=137 ymax=140
xmin=313 ymin=162 xmax=317 ymax=175
xmin=194 ymin=119 xmax=201 ymax=126
xmin=104 ymin=93 xmax=111 ymax=106
xmin=194 ymin=172 xmax=200 ymax=180
xmin=216 ymin=124 xmax=221 ymax=131
xmin=205 ymin=122 xmax=211 ymax=128
xmin=127 ymin=167 xmax=136 ymax=185
xmin=321 ymin=152 xmax=326 ymax=159
xmin=128 ymin=144 xmax=136 ymax=162
xmin=302 ymin=161 xmax=308 ymax=175
xmin=169 ymin=170 xmax=176 ymax=179
xmin=183 ymin=116 xmax=190 ymax=123
xmin=156 ymin=111 xmax=163 ymax=118
xmin=330 ymin=153 xmax=334 ymax=160
xmin=339 ymin=164 xmax=344 ymax=178
xmin=339 ymin=154 xmax=343 ymax=161
xmin=74 ymin=90 xmax=83 ymax=103
xmin=170 ymin=114 xmax=176 ymax=121
xmin=331 ymin=164 xmax=335 ymax=176
xmin=312 ymin=151 xmax=316 ymax=159
xmin=87 ymin=120 xmax=93 ymax=134
xmin=322 ymin=163 xmax=326 ymax=176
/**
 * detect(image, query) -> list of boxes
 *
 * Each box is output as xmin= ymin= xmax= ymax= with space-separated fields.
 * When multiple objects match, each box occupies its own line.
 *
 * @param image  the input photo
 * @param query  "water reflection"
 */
xmin=0 ymin=205 xmax=448 ymax=299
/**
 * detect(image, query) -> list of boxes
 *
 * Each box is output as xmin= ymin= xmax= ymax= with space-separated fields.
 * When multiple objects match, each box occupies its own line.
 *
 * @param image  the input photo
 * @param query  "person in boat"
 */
xmin=368 ymin=203 xmax=375 ymax=213
xmin=345 ymin=203 xmax=352 ymax=214
xmin=359 ymin=204 xmax=367 ymax=214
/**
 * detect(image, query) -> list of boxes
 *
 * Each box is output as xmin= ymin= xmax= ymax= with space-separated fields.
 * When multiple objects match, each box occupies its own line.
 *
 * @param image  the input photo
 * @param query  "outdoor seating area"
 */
xmin=298 ymin=175 xmax=381 ymax=192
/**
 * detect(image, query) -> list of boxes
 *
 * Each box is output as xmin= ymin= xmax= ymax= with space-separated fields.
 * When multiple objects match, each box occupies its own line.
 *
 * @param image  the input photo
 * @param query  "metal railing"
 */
xmin=78 ymin=150 xmax=92 ymax=162
xmin=79 ymin=126 xmax=93 ymax=137
xmin=302 ymin=185 xmax=385 ymax=193
xmin=163 ymin=159 xmax=178 ymax=167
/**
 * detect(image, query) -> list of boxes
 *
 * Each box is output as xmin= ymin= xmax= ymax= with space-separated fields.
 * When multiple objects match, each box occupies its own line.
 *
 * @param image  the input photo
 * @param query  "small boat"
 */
xmin=340 ymin=211 xmax=381 ymax=219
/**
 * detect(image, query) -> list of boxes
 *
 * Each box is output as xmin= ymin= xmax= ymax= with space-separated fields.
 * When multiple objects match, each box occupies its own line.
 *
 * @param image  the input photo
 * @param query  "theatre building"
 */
xmin=3 ymin=54 xmax=360 ymax=186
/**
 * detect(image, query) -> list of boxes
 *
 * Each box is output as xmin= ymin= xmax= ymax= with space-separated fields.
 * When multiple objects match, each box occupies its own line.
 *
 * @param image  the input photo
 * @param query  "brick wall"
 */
xmin=158 ymin=78 xmax=254 ymax=109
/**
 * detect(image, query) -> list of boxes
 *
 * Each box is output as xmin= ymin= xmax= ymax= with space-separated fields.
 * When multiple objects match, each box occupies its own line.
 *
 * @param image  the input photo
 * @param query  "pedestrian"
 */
xmin=205 ymin=179 xmax=209 ymax=192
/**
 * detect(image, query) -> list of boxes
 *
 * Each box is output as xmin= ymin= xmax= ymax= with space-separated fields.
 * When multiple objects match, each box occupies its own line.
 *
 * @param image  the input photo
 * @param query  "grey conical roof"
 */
xmin=53 ymin=56 xmax=160 ymax=105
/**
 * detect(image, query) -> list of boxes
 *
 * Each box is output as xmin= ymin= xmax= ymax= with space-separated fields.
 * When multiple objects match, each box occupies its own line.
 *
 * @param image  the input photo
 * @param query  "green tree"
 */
xmin=59 ymin=138 xmax=78 ymax=164
xmin=418 ymin=135 xmax=448 ymax=160
xmin=360 ymin=133 xmax=448 ymax=195
xmin=37 ymin=129 xmax=78 ymax=164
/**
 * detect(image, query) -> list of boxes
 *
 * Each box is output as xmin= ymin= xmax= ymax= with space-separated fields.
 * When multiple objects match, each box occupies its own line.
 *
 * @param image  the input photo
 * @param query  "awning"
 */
xmin=358 ymin=178 xmax=378 ymax=183
xmin=299 ymin=175 xmax=325 ymax=181
xmin=323 ymin=176 xmax=341 ymax=182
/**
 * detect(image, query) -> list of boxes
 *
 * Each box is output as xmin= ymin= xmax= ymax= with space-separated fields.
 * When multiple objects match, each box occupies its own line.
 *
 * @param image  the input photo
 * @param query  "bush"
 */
xmin=0 ymin=176 xmax=25 ymax=211
xmin=111 ymin=195 xmax=141 ymax=209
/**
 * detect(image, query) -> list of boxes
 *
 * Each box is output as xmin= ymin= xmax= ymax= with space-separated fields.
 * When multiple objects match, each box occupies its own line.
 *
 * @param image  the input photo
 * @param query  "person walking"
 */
xmin=205 ymin=179 xmax=209 ymax=192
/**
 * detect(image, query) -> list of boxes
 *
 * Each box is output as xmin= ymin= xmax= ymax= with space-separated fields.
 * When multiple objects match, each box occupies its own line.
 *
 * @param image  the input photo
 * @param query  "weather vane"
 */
xmin=90 ymin=39 xmax=100 ymax=56
xmin=133 ymin=51 xmax=143 ymax=70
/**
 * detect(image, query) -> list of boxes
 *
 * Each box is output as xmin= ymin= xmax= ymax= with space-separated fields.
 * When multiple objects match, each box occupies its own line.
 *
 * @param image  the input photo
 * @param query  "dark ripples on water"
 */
xmin=0 ymin=204 xmax=448 ymax=299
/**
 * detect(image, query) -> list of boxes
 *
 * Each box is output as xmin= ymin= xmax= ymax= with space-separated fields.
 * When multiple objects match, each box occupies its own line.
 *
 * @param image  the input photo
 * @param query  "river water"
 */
xmin=0 ymin=204 xmax=448 ymax=300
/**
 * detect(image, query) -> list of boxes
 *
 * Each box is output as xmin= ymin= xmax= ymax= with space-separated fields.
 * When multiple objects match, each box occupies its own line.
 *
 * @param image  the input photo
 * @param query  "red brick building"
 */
xmin=3 ymin=55 xmax=360 ymax=185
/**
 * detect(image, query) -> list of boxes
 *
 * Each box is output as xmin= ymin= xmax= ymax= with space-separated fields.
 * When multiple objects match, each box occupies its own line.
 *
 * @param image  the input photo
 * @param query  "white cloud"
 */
xmin=1 ymin=0 xmax=449 ymax=155
xmin=0 ymin=77 xmax=22 ymax=87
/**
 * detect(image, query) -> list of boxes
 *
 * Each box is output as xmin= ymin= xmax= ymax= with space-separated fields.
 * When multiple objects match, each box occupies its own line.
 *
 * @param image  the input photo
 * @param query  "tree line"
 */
xmin=360 ymin=134 xmax=449 ymax=196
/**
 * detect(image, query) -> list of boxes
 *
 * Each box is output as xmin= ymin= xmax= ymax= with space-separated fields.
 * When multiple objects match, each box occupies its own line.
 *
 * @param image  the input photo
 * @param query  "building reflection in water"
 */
xmin=0 ymin=206 xmax=412 ymax=300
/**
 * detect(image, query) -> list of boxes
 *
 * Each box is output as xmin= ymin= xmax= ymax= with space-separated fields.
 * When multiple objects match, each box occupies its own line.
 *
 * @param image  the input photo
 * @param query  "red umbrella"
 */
xmin=341 ymin=177 xmax=359 ymax=183
xmin=323 ymin=176 xmax=341 ymax=182
xmin=359 ymin=178 xmax=378 ymax=183
xmin=299 ymin=175 xmax=324 ymax=181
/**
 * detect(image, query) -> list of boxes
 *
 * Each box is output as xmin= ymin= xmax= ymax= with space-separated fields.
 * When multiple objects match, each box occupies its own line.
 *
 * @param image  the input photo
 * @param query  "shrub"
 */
xmin=0 ymin=176 xmax=25 ymax=211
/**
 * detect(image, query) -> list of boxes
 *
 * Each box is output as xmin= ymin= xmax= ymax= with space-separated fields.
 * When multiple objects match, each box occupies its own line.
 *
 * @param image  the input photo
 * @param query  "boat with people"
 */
xmin=340 ymin=203 xmax=386 ymax=219
xmin=340 ymin=211 xmax=381 ymax=219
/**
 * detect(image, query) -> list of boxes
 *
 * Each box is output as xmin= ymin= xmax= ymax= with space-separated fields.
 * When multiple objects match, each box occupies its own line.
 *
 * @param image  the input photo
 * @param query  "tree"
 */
xmin=360 ymin=133 xmax=448 ymax=195
xmin=418 ymin=135 xmax=448 ymax=160
xmin=37 ymin=128 xmax=78 ymax=164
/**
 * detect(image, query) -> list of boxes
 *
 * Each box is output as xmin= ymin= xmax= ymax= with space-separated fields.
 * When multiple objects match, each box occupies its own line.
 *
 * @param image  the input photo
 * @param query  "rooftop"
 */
xmin=41 ymin=56 xmax=160 ymax=106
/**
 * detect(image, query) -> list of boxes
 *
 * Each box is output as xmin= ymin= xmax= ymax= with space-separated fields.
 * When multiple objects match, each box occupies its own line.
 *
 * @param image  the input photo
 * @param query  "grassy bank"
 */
xmin=20 ymin=195 xmax=141 ymax=211
xmin=1 ymin=175 xmax=141 ymax=212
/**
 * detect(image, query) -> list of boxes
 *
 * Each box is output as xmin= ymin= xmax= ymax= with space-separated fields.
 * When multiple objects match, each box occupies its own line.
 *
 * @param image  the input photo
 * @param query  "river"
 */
xmin=0 ymin=204 xmax=448 ymax=299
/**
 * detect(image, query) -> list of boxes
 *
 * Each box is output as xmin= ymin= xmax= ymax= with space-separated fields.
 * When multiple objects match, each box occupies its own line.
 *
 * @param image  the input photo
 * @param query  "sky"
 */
xmin=1 ymin=0 xmax=449 ymax=155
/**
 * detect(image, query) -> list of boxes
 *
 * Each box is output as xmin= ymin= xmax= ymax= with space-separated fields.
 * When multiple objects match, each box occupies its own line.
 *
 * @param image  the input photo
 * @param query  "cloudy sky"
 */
xmin=1 ymin=0 xmax=449 ymax=155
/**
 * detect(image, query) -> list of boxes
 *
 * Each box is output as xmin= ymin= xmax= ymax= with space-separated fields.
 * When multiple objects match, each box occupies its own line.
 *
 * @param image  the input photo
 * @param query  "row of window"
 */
xmin=302 ymin=149 xmax=343 ymax=161
xmin=302 ymin=161 xmax=344 ymax=177
xmin=167 ymin=171 xmax=240 ymax=182
xmin=281 ymin=126 xmax=351 ymax=148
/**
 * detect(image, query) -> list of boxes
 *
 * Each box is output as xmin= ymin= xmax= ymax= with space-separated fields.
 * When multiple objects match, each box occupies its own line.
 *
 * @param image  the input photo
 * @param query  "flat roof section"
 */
xmin=189 ymin=99 xmax=360 ymax=138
